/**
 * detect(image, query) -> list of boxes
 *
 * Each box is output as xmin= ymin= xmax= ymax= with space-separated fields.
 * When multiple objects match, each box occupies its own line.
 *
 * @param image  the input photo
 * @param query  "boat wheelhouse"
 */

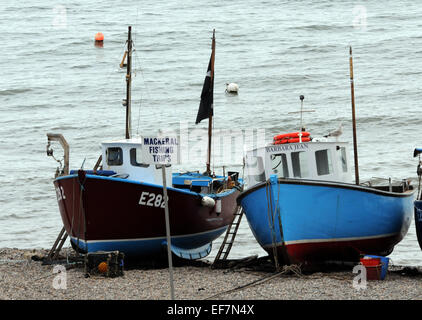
xmin=100 ymin=138 xmax=173 ymax=184
xmin=244 ymin=138 xmax=352 ymax=188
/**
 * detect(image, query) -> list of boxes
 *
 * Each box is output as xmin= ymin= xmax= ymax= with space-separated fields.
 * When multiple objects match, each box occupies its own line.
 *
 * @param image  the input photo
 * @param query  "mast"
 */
xmin=206 ymin=29 xmax=215 ymax=175
xmin=349 ymin=46 xmax=359 ymax=185
xmin=125 ymin=26 xmax=132 ymax=139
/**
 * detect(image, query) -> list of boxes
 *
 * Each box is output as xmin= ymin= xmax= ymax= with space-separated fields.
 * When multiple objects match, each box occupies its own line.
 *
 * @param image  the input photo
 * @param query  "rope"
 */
xmin=275 ymin=179 xmax=289 ymax=265
xmin=69 ymin=178 xmax=76 ymax=256
xmin=242 ymin=156 xmax=245 ymax=183
xmin=68 ymin=171 xmax=87 ymax=257
xmin=212 ymin=116 xmax=215 ymax=176
xmin=50 ymin=153 xmax=64 ymax=172
xmin=75 ymin=182 xmax=83 ymax=253
xmin=204 ymin=264 xmax=302 ymax=300
xmin=77 ymin=172 xmax=87 ymax=254
xmin=105 ymin=40 xmax=127 ymax=100
xmin=131 ymin=41 xmax=154 ymax=138
xmin=0 ymin=260 xmax=28 ymax=265
xmin=265 ymin=180 xmax=280 ymax=270
xmin=417 ymin=157 xmax=422 ymax=200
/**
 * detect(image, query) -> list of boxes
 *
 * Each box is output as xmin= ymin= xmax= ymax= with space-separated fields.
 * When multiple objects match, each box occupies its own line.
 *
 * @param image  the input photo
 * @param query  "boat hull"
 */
xmin=238 ymin=178 xmax=414 ymax=265
xmin=54 ymin=172 xmax=240 ymax=259
xmin=414 ymin=200 xmax=422 ymax=251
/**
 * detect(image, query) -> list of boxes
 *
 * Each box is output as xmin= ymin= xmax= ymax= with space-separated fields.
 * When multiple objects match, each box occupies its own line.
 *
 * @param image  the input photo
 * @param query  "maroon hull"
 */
xmin=55 ymin=174 xmax=239 ymax=243
xmin=268 ymin=234 xmax=400 ymax=266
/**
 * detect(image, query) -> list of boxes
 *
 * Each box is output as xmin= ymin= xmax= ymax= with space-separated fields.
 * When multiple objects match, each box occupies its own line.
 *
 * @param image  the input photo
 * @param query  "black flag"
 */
xmin=195 ymin=55 xmax=214 ymax=124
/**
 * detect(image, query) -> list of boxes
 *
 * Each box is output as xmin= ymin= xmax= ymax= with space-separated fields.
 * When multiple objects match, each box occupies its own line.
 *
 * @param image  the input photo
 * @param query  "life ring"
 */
xmin=273 ymin=131 xmax=310 ymax=141
xmin=273 ymin=136 xmax=311 ymax=145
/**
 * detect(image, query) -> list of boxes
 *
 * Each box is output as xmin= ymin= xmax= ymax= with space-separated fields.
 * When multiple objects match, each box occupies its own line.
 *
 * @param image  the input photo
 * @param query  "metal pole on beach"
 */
xmin=161 ymin=165 xmax=175 ymax=299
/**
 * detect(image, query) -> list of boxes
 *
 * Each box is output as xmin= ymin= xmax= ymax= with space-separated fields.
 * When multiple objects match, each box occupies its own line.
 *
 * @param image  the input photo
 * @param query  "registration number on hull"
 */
xmin=55 ymin=186 xmax=66 ymax=201
xmin=138 ymin=192 xmax=167 ymax=208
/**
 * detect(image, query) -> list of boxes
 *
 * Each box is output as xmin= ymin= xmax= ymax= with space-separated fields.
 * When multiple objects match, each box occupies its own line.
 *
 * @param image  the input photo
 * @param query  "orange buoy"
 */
xmin=98 ymin=261 xmax=108 ymax=273
xmin=95 ymin=32 xmax=104 ymax=42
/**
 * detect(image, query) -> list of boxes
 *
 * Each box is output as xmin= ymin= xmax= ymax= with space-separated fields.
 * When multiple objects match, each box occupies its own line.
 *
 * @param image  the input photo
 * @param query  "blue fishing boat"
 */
xmin=237 ymin=48 xmax=414 ymax=267
xmin=238 ymin=137 xmax=414 ymax=266
xmin=412 ymin=147 xmax=422 ymax=251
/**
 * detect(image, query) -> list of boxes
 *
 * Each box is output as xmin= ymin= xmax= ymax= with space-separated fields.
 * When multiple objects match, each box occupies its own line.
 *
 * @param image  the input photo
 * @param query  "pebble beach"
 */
xmin=0 ymin=248 xmax=421 ymax=300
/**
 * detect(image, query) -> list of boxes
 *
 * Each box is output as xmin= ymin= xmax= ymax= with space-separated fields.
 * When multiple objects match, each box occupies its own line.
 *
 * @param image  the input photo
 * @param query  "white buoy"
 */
xmin=225 ymin=83 xmax=239 ymax=94
xmin=201 ymin=196 xmax=216 ymax=207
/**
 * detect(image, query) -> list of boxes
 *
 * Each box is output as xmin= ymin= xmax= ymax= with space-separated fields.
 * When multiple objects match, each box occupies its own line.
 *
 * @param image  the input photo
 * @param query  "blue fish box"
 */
xmin=364 ymin=255 xmax=389 ymax=280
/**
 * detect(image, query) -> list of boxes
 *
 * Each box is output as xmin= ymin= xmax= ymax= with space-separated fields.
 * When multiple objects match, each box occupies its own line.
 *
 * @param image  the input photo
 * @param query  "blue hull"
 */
xmin=70 ymin=225 xmax=228 ymax=260
xmin=238 ymin=177 xmax=414 ymax=265
xmin=414 ymin=200 xmax=422 ymax=251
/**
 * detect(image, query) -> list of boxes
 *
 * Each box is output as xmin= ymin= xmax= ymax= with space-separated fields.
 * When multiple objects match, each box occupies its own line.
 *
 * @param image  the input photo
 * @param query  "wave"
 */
xmin=0 ymin=213 xmax=35 ymax=221
xmin=289 ymin=24 xmax=351 ymax=32
xmin=70 ymin=64 xmax=92 ymax=69
xmin=286 ymin=44 xmax=339 ymax=53
xmin=0 ymin=88 xmax=32 ymax=96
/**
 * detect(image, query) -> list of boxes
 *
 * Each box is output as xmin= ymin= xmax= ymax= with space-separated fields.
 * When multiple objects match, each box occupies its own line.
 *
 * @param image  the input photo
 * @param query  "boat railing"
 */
xmin=361 ymin=177 xmax=412 ymax=193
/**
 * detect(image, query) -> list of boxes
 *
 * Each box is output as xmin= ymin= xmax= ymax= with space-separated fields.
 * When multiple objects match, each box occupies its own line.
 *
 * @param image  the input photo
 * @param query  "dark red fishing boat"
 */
xmin=47 ymin=27 xmax=243 ymax=260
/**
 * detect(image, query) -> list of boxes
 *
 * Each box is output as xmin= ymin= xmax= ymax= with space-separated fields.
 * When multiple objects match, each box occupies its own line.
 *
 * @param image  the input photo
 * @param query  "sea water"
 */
xmin=0 ymin=1 xmax=421 ymax=266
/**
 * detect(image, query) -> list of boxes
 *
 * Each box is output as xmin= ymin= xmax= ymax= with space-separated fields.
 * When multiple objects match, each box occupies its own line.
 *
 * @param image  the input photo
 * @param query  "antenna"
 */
xmin=299 ymin=95 xmax=305 ymax=131
xmin=288 ymin=95 xmax=315 ymax=133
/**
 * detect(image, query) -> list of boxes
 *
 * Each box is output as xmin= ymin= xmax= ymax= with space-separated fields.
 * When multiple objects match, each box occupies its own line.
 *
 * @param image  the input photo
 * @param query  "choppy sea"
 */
xmin=1 ymin=1 xmax=421 ymax=266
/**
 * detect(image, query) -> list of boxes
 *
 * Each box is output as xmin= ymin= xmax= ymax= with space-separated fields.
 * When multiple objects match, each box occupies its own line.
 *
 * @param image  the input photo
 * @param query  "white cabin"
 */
xmin=101 ymin=138 xmax=172 ymax=185
xmin=244 ymin=140 xmax=353 ymax=189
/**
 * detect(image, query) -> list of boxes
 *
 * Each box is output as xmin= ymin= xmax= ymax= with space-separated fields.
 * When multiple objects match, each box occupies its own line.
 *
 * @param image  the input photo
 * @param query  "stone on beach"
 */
xmin=0 ymin=248 xmax=421 ymax=300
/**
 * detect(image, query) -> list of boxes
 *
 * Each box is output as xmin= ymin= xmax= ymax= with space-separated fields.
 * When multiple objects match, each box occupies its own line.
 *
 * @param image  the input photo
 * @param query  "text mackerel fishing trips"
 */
xmin=144 ymin=137 xmax=178 ymax=152
xmin=143 ymin=137 xmax=179 ymax=163
xmin=143 ymin=137 xmax=179 ymax=146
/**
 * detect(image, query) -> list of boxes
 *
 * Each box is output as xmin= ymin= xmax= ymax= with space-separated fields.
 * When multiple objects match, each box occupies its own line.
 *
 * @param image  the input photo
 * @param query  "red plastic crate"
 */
xmin=363 ymin=264 xmax=382 ymax=280
xmin=360 ymin=257 xmax=381 ymax=266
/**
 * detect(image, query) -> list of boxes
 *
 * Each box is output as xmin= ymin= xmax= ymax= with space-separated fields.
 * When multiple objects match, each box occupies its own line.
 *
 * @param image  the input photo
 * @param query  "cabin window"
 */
xmin=247 ymin=156 xmax=266 ymax=183
xmin=106 ymin=147 xmax=123 ymax=166
xmin=130 ymin=148 xmax=150 ymax=167
xmin=271 ymin=153 xmax=289 ymax=178
xmin=291 ymin=151 xmax=309 ymax=178
xmin=339 ymin=147 xmax=347 ymax=172
xmin=315 ymin=149 xmax=333 ymax=176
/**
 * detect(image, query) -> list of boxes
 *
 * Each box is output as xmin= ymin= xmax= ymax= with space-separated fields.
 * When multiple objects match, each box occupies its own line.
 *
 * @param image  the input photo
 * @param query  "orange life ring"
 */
xmin=273 ymin=136 xmax=311 ymax=145
xmin=273 ymin=131 xmax=310 ymax=141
